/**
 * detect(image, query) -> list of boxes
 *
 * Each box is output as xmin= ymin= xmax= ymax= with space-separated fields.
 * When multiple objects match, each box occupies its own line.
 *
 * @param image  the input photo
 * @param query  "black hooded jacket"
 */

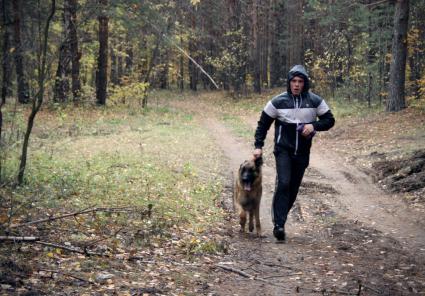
xmin=254 ymin=65 xmax=335 ymax=156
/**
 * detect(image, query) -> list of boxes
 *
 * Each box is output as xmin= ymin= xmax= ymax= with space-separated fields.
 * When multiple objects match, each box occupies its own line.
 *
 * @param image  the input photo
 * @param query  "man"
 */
xmin=253 ymin=65 xmax=335 ymax=241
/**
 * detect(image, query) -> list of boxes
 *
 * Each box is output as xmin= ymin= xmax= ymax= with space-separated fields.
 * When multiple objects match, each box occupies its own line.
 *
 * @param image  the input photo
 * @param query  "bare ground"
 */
xmin=175 ymin=97 xmax=425 ymax=296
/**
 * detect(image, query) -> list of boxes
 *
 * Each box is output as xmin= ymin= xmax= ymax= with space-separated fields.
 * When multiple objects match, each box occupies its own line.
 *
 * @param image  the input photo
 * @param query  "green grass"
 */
xmin=0 ymin=100 xmax=226 ymax=246
xmin=221 ymin=114 xmax=253 ymax=139
xmin=328 ymin=97 xmax=384 ymax=119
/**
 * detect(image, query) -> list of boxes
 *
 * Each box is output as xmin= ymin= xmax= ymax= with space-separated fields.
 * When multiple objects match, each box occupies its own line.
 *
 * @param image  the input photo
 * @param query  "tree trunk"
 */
xmin=96 ymin=0 xmax=108 ymax=105
xmin=12 ymin=0 xmax=29 ymax=104
xmin=407 ymin=1 xmax=424 ymax=101
xmin=261 ymin=1 xmax=271 ymax=88
xmin=179 ymin=35 xmax=184 ymax=91
xmin=0 ymin=0 xmax=12 ymax=183
xmin=408 ymin=54 xmax=421 ymax=100
xmin=69 ymin=0 xmax=81 ymax=100
xmin=378 ymin=26 xmax=384 ymax=105
xmin=125 ymin=44 xmax=133 ymax=76
xmin=227 ymin=0 xmax=246 ymax=93
xmin=143 ymin=36 xmax=160 ymax=86
xmin=252 ymin=0 xmax=261 ymax=93
xmin=159 ymin=48 xmax=169 ymax=89
xmin=117 ymin=41 xmax=123 ymax=84
xmin=287 ymin=1 xmax=304 ymax=67
xmin=344 ymin=32 xmax=353 ymax=81
xmin=54 ymin=1 xmax=72 ymax=102
xmin=188 ymin=41 xmax=198 ymax=91
xmin=386 ymin=0 xmax=409 ymax=112
xmin=53 ymin=43 xmax=71 ymax=102
xmin=1 ymin=0 xmax=12 ymax=104
xmin=18 ymin=0 xmax=56 ymax=185
xmin=110 ymin=46 xmax=118 ymax=84
xmin=270 ymin=0 xmax=286 ymax=88
xmin=188 ymin=6 xmax=198 ymax=91
xmin=367 ymin=0 xmax=373 ymax=107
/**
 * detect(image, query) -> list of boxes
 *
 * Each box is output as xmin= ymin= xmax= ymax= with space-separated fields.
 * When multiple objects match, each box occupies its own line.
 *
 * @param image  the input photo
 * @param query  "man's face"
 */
xmin=290 ymin=76 xmax=304 ymax=95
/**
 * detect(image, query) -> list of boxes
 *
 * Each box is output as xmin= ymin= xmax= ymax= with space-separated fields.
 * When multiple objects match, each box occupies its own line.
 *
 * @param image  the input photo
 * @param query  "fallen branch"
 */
xmin=216 ymin=264 xmax=252 ymax=278
xmin=2 ymin=237 xmax=157 ymax=260
xmin=36 ymin=241 xmax=108 ymax=257
xmin=9 ymin=206 xmax=148 ymax=229
xmin=362 ymin=283 xmax=382 ymax=295
xmin=260 ymin=260 xmax=300 ymax=270
xmin=296 ymin=286 xmax=359 ymax=296
xmin=127 ymin=256 xmax=156 ymax=264
xmin=0 ymin=236 xmax=40 ymax=242
xmin=263 ymin=271 xmax=303 ymax=279
xmin=215 ymin=264 xmax=291 ymax=290
xmin=39 ymin=268 xmax=97 ymax=285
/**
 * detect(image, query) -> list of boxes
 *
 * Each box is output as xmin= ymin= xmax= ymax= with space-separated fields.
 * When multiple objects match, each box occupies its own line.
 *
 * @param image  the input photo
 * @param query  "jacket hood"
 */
xmin=287 ymin=65 xmax=310 ymax=94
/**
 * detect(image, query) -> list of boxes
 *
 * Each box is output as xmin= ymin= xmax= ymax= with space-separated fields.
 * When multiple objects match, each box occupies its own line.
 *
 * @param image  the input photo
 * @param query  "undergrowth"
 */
xmin=0 ymin=100 xmax=226 ymax=251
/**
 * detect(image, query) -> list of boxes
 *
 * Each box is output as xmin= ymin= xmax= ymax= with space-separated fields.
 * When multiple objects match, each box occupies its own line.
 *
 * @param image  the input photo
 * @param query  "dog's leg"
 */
xmin=239 ymin=210 xmax=247 ymax=232
xmin=248 ymin=210 xmax=254 ymax=232
xmin=254 ymin=205 xmax=262 ymax=237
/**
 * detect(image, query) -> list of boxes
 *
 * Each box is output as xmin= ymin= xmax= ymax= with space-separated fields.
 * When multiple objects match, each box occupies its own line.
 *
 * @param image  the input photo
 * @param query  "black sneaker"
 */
xmin=273 ymin=226 xmax=285 ymax=241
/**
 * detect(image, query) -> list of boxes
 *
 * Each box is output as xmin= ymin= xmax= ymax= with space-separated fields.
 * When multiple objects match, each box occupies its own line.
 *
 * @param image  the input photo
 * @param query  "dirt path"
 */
xmin=309 ymin=144 xmax=425 ymax=252
xmin=240 ymin=114 xmax=425 ymax=254
xmin=169 ymin=97 xmax=425 ymax=295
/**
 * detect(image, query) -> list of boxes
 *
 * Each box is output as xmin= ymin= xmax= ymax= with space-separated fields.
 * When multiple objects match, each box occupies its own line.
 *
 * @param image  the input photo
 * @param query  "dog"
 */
xmin=234 ymin=157 xmax=263 ymax=237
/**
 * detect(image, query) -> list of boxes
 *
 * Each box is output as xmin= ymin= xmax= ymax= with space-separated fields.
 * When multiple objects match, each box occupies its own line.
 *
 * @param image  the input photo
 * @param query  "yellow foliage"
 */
xmin=419 ymin=74 xmax=425 ymax=98
xmin=407 ymin=27 xmax=424 ymax=56
xmin=109 ymin=82 xmax=150 ymax=106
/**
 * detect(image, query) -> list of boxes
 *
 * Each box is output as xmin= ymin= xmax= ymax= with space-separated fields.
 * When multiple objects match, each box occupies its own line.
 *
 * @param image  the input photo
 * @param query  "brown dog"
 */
xmin=234 ymin=157 xmax=263 ymax=236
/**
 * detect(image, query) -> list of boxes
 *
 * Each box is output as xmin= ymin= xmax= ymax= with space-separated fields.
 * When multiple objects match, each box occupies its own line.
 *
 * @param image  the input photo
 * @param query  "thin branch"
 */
xmin=258 ymin=260 xmax=301 ymax=271
xmin=38 ymin=269 xmax=97 ymax=285
xmin=167 ymin=37 xmax=219 ymax=89
xmin=296 ymin=286 xmax=360 ymax=296
xmin=126 ymin=256 xmax=156 ymax=263
xmin=365 ymin=0 xmax=390 ymax=8
xmin=215 ymin=264 xmax=291 ymax=290
xmin=83 ymin=227 xmax=124 ymax=248
xmin=216 ymin=264 xmax=252 ymax=278
xmin=17 ymin=0 xmax=56 ymax=184
xmin=363 ymin=283 xmax=382 ymax=294
xmin=9 ymin=206 xmax=143 ymax=228
xmin=0 ymin=236 xmax=39 ymax=241
xmin=35 ymin=241 xmax=108 ymax=257
xmin=263 ymin=272 xmax=303 ymax=279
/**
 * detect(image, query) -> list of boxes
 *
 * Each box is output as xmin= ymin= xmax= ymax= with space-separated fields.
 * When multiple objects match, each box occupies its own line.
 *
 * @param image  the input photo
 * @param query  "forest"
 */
xmin=0 ymin=0 xmax=425 ymax=295
xmin=1 ymin=0 xmax=424 ymax=108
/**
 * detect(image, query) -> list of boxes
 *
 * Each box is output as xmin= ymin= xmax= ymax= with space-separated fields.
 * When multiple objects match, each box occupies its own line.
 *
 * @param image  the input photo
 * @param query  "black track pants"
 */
xmin=272 ymin=149 xmax=309 ymax=227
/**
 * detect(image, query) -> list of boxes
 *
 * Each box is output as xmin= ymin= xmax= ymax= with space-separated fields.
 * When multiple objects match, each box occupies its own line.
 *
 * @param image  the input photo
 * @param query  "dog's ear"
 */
xmin=239 ymin=161 xmax=247 ymax=172
xmin=240 ymin=160 xmax=248 ymax=169
xmin=254 ymin=156 xmax=263 ymax=168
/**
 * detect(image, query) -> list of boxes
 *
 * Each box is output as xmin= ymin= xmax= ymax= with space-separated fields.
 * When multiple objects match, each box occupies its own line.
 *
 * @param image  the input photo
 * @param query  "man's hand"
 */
xmin=301 ymin=124 xmax=315 ymax=137
xmin=253 ymin=148 xmax=262 ymax=159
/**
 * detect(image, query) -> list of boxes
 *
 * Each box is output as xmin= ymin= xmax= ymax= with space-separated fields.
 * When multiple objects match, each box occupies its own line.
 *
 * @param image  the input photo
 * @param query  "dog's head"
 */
xmin=239 ymin=157 xmax=263 ymax=192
